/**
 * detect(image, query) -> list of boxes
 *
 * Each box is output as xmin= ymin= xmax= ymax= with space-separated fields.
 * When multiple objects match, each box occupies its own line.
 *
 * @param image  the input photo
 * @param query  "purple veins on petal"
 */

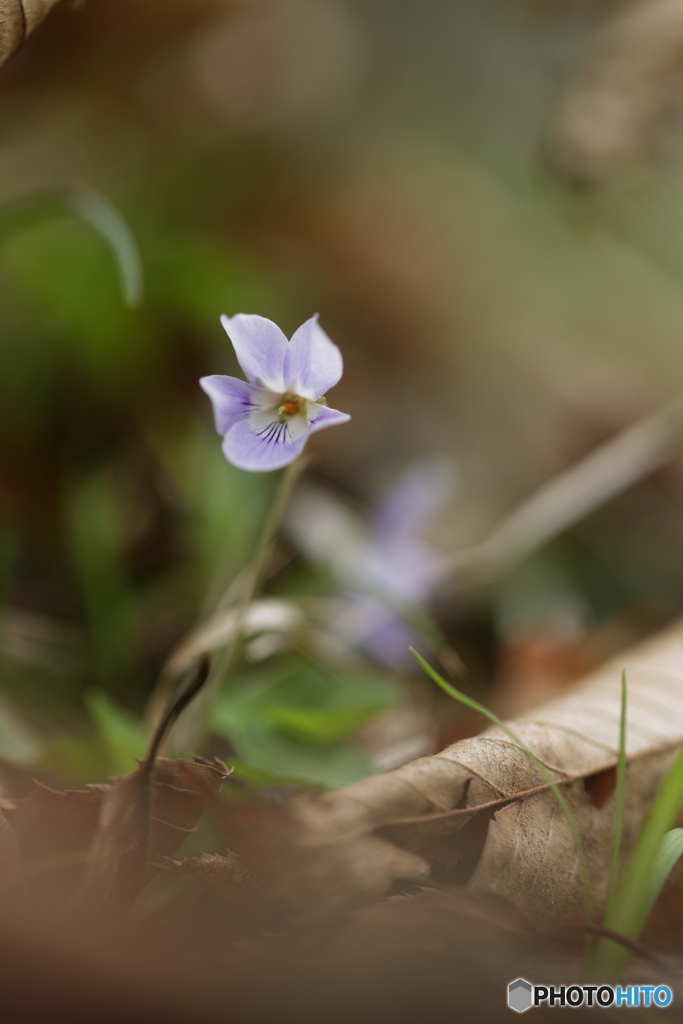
xmin=205 ymin=312 xmax=350 ymax=473
xmin=222 ymin=417 xmax=309 ymax=473
xmin=199 ymin=375 xmax=263 ymax=435
xmin=257 ymin=420 xmax=290 ymax=445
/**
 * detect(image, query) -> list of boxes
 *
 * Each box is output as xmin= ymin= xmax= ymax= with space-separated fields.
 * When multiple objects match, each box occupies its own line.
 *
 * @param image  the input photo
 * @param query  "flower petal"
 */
xmin=282 ymin=410 xmax=311 ymax=441
xmin=307 ymin=403 xmax=351 ymax=435
xmin=221 ymin=314 xmax=288 ymax=392
xmin=247 ymin=395 xmax=283 ymax=432
xmin=199 ymin=375 xmax=265 ymax=435
xmin=284 ymin=316 xmax=343 ymax=400
xmin=372 ymin=457 xmax=457 ymax=543
xmin=248 ymin=403 xmax=309 ymax=441
xmin=222 ymin=417 xmax=309 ymax=473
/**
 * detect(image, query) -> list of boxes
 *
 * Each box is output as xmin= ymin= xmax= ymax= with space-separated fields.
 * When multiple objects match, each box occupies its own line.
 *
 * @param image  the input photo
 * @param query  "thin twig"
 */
xmin=440 ymin=395 xmax=683 ymax=591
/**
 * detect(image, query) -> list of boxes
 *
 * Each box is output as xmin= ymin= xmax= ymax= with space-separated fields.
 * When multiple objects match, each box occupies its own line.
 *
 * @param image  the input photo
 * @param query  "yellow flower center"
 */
xmin=278 ymin=394 xmax=303 ymax=418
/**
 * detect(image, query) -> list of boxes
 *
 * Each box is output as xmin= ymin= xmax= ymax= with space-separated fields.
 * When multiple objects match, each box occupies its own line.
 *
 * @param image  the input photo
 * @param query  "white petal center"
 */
xmin=248 ymin=390 xmax=322 ymax=443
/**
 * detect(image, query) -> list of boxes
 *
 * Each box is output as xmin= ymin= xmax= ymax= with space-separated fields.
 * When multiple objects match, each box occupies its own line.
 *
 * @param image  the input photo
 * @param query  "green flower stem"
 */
xmin=171 ymin=456 xmax=304 ymax=755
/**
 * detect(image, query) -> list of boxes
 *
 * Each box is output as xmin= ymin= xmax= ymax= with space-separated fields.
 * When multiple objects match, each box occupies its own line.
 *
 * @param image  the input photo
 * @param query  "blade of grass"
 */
xmin=605 ymin=669 xmax=628 ymax=918
xmin=409 ymin=647 xmax=593 ymax=924
xmin=646 ymin=828 xmax=683 ymax=909
xmin=0 ymin=184 xmax=143 ymax=308
xmin=590 ymin=744 xmax=683 ymax=979
xmin=64 ymin=185 xmax=143 ymax=308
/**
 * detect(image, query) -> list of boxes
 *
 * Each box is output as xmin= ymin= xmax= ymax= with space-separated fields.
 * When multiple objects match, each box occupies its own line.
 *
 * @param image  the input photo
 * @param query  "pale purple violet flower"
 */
xmin=287 ymin=458 xmax=457 ymax=669
xmin=200 ymin=314 xmax=350 ymax=472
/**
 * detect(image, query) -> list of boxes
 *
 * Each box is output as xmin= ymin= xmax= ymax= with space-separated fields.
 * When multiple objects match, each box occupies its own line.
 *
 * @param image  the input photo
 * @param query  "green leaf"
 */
xmin=229 ymin=726 xmax=375 ymax=788
xmin=0 ymin=698 xmax=41 ymax=765
xmin=266 ymin=704 xmax=380 ymax=744
xmin=63 ymin=185 xmax=143 ymax=308
xmin=212 ymin=663 xmax=397 ymax=734
xmin=0 ymin=217 xmax=145 ymax=379
xmin=227 ymin=760 xmax=327 ymax=790
xmin=210 ymin=660 xmax=398 ymax=788
xmin=84 ymin=690 xmax=147 ymax=776
xmin=0 ymin=184 xmax=143 ymax=308
xmin=647 ymin=828 xmax=683 ymax=909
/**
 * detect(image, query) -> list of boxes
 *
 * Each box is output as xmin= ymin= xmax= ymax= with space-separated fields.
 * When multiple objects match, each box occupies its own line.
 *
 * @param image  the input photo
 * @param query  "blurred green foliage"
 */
xmin=0 ymin=187 xmax=408 ymax=792
xmin=0 ymin=698 xmax=42 ymax=766
xmin=5 ymin=0 xmax=683 ymax=804
xmin=84 ymin=689 xmax=148 ymax=777
xmin=212 ymin=661 xmax=398 ymax=787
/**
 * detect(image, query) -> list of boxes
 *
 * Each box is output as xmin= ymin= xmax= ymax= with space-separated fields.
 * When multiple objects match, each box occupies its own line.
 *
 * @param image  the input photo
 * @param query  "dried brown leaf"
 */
xmin=5 ymin=782 xmax=106 ymax=913
xmin=8 ymin=782 xmax=105 ymax=859
xmin=323 ymin=887 xmax=535 ymax=968
xmin=74 ymin=756 xmax=227 ymax=915
xmin=209 ymin=795 xmax=427 ymax=916
xmin=0 ymin=807 xmax=19 ymax=878
xmin=160 ymin=849 xmax=259 ymax=903
xmin=65 ymin=655 xmax=220 ymax=915
xmin=0 ymin=0 xmax=65 ymax=67
xmin=229 ymin=620 xmax=683 ymax=923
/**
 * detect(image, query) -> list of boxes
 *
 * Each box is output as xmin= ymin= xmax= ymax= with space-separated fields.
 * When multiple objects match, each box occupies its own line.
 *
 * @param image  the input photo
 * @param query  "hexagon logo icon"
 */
xmin=508 ymin=978 xmax=533 ymax=1013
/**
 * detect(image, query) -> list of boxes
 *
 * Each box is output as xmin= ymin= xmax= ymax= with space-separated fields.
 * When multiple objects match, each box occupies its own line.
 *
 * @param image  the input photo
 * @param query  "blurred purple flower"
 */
xmin=200 ymin=313 xmax=350 ymax=472
xmin=287 ymin=458 xmax=456 ymax=669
